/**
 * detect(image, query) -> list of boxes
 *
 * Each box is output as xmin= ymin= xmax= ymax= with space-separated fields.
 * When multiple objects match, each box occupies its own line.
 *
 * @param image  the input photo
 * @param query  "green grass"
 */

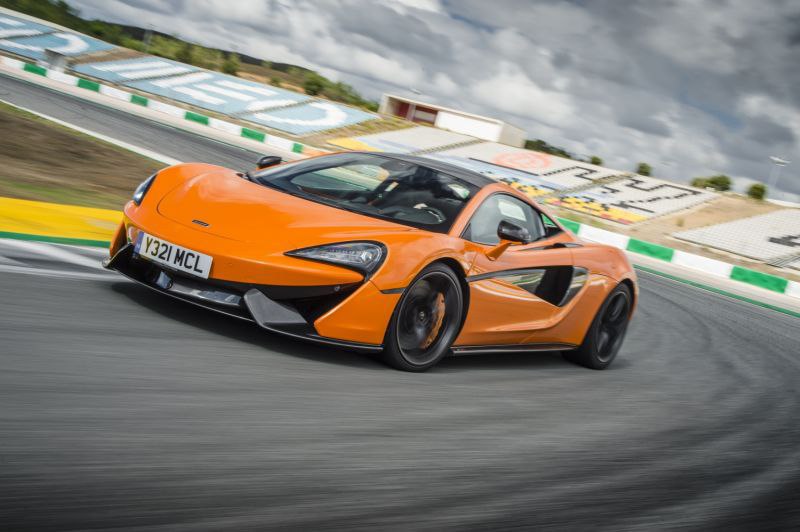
xmin=0 ymin=99 xmax=163 ymax=209
xmin=0 ymin=100 xmax=165 ymax=168
xmin=0 ymin=178 xmax=124 ymax=209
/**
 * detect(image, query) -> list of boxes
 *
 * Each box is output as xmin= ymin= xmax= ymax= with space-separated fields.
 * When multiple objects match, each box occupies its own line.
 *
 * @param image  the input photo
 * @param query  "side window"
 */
xmin=541 ymin=213 xmax=563 ymax=237
xmin=291 ymin=163 xmax=388 ymax=193
xmin=463 ymin=194 xmax=546 ymax=245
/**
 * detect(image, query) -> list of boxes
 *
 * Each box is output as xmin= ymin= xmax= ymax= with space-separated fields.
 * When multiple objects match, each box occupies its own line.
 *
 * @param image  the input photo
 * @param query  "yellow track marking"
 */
xmin=0 ymin=196 xmax=121 ymax=243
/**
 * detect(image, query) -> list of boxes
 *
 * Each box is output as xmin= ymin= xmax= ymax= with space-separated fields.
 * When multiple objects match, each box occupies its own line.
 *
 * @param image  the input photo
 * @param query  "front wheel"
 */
xmin=381 ymin=263 xmax=464 ymax=372
xmin=563 ymin=283 xmax=632 ymax=370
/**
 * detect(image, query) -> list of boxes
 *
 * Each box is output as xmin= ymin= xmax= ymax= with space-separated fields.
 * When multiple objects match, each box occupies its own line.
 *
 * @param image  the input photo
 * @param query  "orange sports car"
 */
xmin=105 ymin=152 xmax=637 ymax=371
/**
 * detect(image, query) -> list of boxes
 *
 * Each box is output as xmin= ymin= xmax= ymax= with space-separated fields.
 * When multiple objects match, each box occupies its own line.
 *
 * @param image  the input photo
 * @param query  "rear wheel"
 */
xmin=381 ymin=263 xmax=464 ymax=372
xmin=564 ymin=283 xmax=631 ymax=370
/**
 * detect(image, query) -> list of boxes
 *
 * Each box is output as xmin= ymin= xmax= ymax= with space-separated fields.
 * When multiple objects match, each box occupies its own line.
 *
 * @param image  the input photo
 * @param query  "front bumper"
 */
xmin=105 ymin=244 xmax=384 ymax=353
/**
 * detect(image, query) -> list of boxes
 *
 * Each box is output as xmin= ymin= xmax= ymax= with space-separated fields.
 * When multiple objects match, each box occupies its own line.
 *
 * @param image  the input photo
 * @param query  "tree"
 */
xmin=524 ymin=139 xmax=572 ymax=159
xmin=222 ymin=52 xmax=240 ymax=76
xmin=636 ymin=162 xmax=652 ymax=176
xmin=303 ymin=72 xmax=326 ymax=96
xmin=747 ymin=183 xmax=767 ymax=200
xmin=707 ymin=174 xmax=731 ymax=191
xmin=691 ymin=174 xmax=731 ymax=191
xmin=88 ymin=20 xmax=122 ymax=44
xmin=175 ymin=42 xmax=195 ymax=65
xmin=589 ymin=155 xmax=603 ymax=166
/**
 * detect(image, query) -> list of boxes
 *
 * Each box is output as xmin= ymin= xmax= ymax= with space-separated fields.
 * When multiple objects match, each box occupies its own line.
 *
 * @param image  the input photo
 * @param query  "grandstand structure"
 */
xmin=424 ymin=142 xmax=623 ymax=198
xmin=674 ymin=210 xmax=800 ymax=264
xmin=0 ymin=13 xmax=112 ymax=60
xmin=73 ymin=57 xmax=377 ymax=135
xmin=328 ymin=126 xmax=478 ymax=154
xmin=74 ymin=58 xmax=310 ymax=113
xmin=547 ymin=176 xmax=718 ymax=225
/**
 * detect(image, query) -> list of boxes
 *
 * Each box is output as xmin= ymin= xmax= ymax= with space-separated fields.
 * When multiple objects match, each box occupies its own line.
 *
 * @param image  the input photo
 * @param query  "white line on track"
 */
xmin=93 ymin=60 xmax=170 ymax=72
xmin=0 ymin=263 xmax=118 ymax=280
xmin=0 ymin=239 xmax=106 ymax=270
xmin=119 ymin=65 xmax=191 ymax=80
xmin=0 ymin=97 xmax=181 ymax=165
xmin=0 ymin=254 xmax=26 ymax=266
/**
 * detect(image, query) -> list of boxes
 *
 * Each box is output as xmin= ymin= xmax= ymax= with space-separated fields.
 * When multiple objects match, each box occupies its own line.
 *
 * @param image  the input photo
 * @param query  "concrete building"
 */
xmin=379 ymin=94 xmax=526 ymax=147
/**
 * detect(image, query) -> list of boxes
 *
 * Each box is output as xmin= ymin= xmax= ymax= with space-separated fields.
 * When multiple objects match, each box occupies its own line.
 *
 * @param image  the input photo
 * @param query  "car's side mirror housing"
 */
xmin=497 ymin=220 xmax=531 ymax=244
xmin=257 ymin=155 xmax=283 ymax=169
xmin=486 ymin=220 xmax=531 ymax=261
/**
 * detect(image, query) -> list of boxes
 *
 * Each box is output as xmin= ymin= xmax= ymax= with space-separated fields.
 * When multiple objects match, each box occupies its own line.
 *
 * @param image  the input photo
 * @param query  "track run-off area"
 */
xmin=1 ymin=73 xmax=799 ymax=530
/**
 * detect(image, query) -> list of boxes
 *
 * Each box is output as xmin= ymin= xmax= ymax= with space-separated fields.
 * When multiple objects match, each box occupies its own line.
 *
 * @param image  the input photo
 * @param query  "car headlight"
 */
xmin=133 ymin=173 xmax=157 ymax=206
xmin=286 ymin=241 xmax=386 ymax=276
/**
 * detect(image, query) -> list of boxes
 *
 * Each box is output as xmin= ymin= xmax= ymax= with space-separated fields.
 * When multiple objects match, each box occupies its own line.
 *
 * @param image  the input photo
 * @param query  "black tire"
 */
xmin=381 ymin=263 xmax=464 ymax=372
xmin=563 ymin=283 xmax=632 ymax=370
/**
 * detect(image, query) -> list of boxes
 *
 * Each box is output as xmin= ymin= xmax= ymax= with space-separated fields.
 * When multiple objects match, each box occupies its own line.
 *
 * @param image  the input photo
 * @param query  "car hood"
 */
xmin=157 ymin=168 xmax=414 ymax=245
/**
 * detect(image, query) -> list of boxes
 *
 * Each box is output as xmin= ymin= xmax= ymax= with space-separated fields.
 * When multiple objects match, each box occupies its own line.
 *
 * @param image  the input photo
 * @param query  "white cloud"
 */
xmin=471 ymin=62 xmax=575 ymax=126
xmin=385 ymin=0 xmax=443 ymax=14
xmin=739 ymin=94 xmax=800 ymax=150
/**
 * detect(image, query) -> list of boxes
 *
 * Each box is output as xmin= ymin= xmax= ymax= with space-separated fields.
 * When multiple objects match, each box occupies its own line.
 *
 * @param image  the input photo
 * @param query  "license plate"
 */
xmin=134 ymin=232 xmax=212 ymax=279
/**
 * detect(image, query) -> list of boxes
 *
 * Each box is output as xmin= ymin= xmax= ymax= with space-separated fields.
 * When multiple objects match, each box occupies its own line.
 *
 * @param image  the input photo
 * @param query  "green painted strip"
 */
xmin=0 ymin=231 xmax=109 ymax=248
xmin=23 ymin=62 xmax=47 ymax=76
xmin=184 ymin=111 xmax=209 ymax=125
xmin=241 ymin=127 xmax=265 ymax=142
xmin=130 ymin=94 xmax=148 ymax=107
xmin=635 ymin=264 xmax=800 ymax=319
xmin=292 ymin=143 xmax=304 ymax=154
xmin=730 ymin=266 xmax=788 ymax=293
xmin=627 ymin=238 xmax=675 ymax=262
xmin=558 ymin=217 xmax=581 ymax=234
xmin=76 ymin=78 xmax=100 ymax=92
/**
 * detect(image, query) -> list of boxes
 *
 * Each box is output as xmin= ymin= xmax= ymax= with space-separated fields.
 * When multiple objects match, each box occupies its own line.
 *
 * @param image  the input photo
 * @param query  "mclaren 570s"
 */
xmin=105 ymin=152 xmax=637 ymax=371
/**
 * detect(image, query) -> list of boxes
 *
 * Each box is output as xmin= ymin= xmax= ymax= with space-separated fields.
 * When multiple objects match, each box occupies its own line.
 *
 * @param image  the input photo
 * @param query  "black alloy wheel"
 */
xmin=564 ymin=283 xmax=632 ymax=370
xmin=382 ymin=263 xmax=464 ymax=371
xmin=596 ymin=290 xmax=630 ymax=363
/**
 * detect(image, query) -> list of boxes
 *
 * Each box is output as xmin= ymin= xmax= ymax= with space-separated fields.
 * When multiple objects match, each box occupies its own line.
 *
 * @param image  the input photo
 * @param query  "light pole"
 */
xmin=143 ymin=26 xmax=153 ymax=54
xmin=768 ymin=156 xmax=790 ymax=191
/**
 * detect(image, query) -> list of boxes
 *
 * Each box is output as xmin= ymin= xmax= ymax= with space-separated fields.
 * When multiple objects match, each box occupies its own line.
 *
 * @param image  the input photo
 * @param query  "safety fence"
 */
xmin=558 ymin=217 xmax=800 ymax=298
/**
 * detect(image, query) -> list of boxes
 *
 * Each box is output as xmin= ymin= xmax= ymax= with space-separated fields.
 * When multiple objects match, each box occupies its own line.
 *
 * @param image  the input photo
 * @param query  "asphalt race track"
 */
xmin=2 ymin=73 xmax=800 ymax=530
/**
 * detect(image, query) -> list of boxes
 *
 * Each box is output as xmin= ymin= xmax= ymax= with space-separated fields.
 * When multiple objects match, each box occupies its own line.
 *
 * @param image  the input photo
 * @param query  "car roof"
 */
xmin=354 ymin=152 xmax=497 ymax=189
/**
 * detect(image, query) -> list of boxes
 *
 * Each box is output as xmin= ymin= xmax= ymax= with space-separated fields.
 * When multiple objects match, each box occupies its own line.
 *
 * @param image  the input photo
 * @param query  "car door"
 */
xmin=456 ymin=193 xmax=578 ymax=347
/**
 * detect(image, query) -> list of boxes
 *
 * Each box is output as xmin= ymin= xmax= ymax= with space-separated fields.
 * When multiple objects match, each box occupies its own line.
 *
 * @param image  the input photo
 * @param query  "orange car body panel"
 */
xmin=113 ymin=160 xmax=636 ymax=349
xmin=314 ymin=281 xmax=400 ymax=344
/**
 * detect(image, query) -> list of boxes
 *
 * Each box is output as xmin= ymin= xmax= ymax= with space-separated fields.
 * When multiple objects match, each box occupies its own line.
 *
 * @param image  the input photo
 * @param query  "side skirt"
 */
xmin=450 ymin=343 xmax=577 ymax=356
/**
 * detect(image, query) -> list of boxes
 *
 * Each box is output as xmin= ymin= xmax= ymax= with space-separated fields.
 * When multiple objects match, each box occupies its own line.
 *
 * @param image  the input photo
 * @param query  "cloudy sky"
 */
xmin=69 ymin=0 xmax=800 ymax=200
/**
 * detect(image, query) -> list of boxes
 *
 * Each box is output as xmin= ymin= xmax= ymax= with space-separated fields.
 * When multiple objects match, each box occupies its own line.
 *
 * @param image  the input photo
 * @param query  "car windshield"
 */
xmin=253 ymin=153 xmax=478 ymax=233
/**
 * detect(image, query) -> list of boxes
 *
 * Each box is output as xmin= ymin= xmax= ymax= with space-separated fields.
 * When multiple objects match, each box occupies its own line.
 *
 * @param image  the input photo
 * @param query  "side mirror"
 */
xmin=257 ymin=155 xmax=283 ymax=169
xmin=486 ymin=221 xmax=530 ymax=261
xmin=497 ymin=220 xmax=531 ymax=244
